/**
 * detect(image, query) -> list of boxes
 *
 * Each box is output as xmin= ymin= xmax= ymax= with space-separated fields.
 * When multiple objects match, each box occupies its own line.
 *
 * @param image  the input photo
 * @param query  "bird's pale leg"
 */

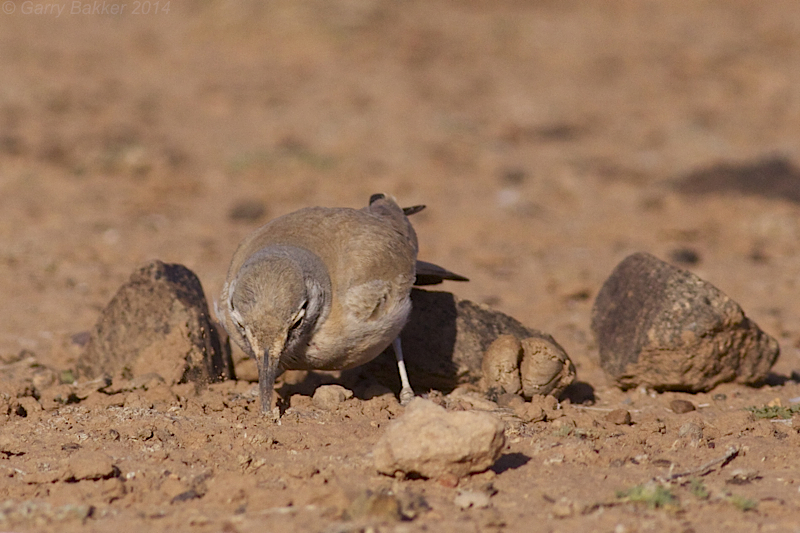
xmin=393 ymin=337 xmax=415 ymax=405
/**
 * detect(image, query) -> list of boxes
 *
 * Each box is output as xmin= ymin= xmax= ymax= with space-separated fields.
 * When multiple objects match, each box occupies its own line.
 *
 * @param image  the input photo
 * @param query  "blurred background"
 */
xmin=2 ymin=0 xmax=800 ymax=385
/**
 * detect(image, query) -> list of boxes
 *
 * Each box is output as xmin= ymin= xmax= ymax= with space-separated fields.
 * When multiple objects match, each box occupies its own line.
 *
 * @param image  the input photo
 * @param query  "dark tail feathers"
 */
xmin=415 ymin=260 xmax=469 ymax=286
xmin=369 ymin=193 xmax=425 ymax=216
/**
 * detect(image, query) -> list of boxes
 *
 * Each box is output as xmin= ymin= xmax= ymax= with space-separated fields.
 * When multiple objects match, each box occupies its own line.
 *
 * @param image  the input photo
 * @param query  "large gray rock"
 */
xmin=591 ymin=252 xmax=779 ymax=392
xmin=350 ymin=289 xmax=572 ymax=394
xmin=77 ymin=261 xmax=234 ymax=386
xmin=374 ymin=398 xmax=505 ymax=479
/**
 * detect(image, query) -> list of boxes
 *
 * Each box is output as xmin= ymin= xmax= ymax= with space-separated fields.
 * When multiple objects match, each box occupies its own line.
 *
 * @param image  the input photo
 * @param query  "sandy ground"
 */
xmin=3 ymin=1 xmax=800 ymax=531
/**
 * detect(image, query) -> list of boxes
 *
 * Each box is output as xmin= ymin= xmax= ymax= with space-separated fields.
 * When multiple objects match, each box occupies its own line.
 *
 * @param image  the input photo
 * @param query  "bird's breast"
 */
xmin=295 ymin=284 xmax=412 ymax=371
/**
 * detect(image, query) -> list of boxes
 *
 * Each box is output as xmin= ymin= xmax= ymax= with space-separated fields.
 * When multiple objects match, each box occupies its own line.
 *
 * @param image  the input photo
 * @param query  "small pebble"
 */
xmin=228 ymin=200 xmax=267 ymax=222
xmin=124 ymin=392 xmax=154 ymax=410
xmin=31 ymin=367 xmax=58 ymax=390
xmin=70 ymin=331 xmax=91 ymax=346
xmin=670 ymin=399 xmax=696 ymax=414
xmin=312 ymin=385 xmax=353 ymax=410
xmin=289 ymin=394 xmax=313 ymax=409
xmin=727 ymin=468 xmax=760 ymax=485
xmin=550 ymin=497 xmax=576 ymax=518
xmin=496 ymin=392 xmax=524 ymax=408
xmin=454 ymin=490 xmax=491 ymax=510
xmin=437 ymin=473 xmax=460 ymax=488
xmin=678 ymin=422 xmax=703 ymax=441
xmin=669 ymin=247 xmax=701 ymax=266
xmin=514 ymin=402 xmax=546 ymax=423
xmin=172 ymin=489 xmax=202 ymax=503
xmin=604 ymin=409 xmax=632 ymax=426
xmin=64 ymin=450 xmax=117 ymax=481
xmin=500 ymin=167 xmax=527 ymax=185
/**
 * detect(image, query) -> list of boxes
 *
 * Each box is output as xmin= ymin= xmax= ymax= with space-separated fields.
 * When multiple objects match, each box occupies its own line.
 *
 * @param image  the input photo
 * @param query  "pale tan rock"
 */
xmin=519 ymin=337 xmax=575 ymax=398
xmin=481 ymin=335 xmax=522 ymax=395
xmin=312 ymin=384 xmax=353 ymax=410
xmin=374 ymin=398 xmax=505 ymax=479
xmin=63 ymin=451 xmax=118 ymax=481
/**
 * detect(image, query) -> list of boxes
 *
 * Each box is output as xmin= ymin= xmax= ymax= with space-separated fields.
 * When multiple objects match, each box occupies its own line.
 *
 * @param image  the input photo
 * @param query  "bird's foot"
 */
xmin=399 ymin=386 xmax=415 ymax=406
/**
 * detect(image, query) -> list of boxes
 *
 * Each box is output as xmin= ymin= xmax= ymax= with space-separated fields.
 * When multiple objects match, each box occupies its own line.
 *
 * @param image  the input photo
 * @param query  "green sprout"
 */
xmin=745 ymin=404 xmax=800 ymax=420
xmin=616 ymin=482 xmax=679 ymax=509
xmin=726 ymin=493 xmax=757 ymax=512
xmin=688 ymin=478 xmax=709 ymax=500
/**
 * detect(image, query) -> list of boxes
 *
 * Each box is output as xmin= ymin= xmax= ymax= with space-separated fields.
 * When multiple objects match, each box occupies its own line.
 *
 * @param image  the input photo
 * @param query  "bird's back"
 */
xmin=227 ymin=202 xmax=417 ymax=292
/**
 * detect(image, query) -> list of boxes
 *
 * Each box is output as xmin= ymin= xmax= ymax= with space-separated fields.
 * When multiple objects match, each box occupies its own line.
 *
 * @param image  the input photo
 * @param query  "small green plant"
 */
xmin=553 ymin=424 xmax=574 ymax=437
xmin=573 ymin=427 xmax=600 ymax=440
xmin=727 ymin=493 xmax=757 ymax=512
xmin=745 ymin=404 xmax=800 ymax=419
xmin=616 ymin=482 xmax=679 ymax=509
xmin=227 ymin=150 xmax=274 ymax=174
xmin=688 ymin=478 xmax=709 ymax=500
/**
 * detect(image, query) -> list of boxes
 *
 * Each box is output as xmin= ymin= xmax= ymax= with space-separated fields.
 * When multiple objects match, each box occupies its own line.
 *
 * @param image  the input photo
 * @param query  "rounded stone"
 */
xmin=312 ymin=385 xmax=353 ymax=410
xmin=670 ymin=399 xmax=696 ymax=414
xmin=519 ymin=337 xmax=575 ymax=398
xmin=481 ymin=335 xmax=523 ymax=395
xmin=374 ymin=398 xmax=505 ymax=479
xmin=604 ymin=409 xmax=632 ymax=426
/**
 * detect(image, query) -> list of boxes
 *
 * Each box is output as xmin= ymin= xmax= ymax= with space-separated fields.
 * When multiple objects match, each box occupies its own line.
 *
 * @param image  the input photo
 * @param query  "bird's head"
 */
xmin=221 ymin=246 xmax=330 ymax=413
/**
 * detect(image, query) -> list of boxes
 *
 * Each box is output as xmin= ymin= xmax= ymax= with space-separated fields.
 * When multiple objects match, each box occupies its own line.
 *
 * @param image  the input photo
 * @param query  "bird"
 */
xmin=218 ymin=194 xmax=467 ymax=414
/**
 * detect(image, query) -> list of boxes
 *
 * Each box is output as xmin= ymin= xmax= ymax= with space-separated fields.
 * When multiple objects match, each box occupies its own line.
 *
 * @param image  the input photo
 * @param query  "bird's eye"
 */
xmin=230 ymin=309 xmax=246 ymax=333
xmin=289 ymin=300 xmax=307 ymax=331
xmin=228 ymin=301 xmax=246 ymax=332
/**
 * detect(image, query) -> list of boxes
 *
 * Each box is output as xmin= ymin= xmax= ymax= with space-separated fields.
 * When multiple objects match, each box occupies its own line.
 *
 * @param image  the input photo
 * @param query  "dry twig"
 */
xmin=658 ymin=446 xmax=739 ymax=482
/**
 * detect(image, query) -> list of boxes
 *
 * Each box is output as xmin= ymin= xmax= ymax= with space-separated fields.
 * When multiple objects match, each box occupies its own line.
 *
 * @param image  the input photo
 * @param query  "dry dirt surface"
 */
xmin=3 ymin=1 xmax=800 ymax=532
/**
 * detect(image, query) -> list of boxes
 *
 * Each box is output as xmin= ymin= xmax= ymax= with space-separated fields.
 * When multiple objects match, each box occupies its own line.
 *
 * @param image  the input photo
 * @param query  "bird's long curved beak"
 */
xmin=258 ymin=345 xmax=282 ymax=415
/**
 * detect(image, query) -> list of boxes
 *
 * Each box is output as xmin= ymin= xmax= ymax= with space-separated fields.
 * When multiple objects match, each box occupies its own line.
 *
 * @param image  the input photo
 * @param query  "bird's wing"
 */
xmin=363 ymin=193 xmax=419 ymax=254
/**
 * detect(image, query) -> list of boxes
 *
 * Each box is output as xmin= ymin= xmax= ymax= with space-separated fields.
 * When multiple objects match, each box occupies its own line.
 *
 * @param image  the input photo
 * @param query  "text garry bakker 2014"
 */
xmin=17 ymin=1 xmax=170 ymax=17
